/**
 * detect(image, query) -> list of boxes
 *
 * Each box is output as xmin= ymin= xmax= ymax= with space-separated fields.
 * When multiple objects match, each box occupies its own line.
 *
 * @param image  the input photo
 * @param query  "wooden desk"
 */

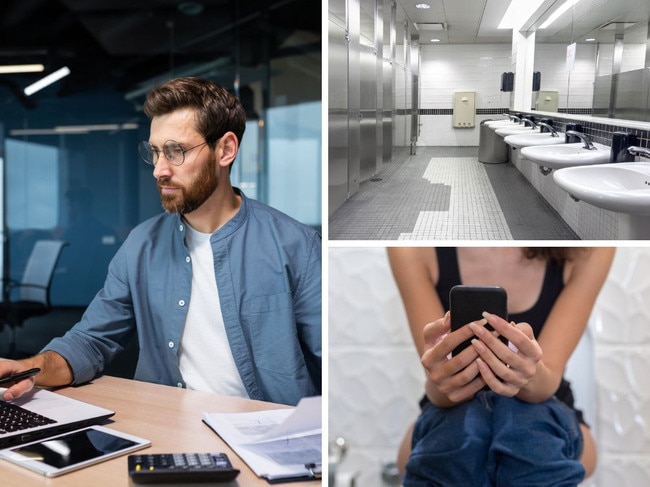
xmin=1 ymin=376 xmax=321 ymax=486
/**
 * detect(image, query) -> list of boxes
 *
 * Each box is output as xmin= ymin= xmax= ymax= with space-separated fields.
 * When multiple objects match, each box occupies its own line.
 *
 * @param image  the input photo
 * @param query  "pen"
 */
xmin=0 ymin=367 xmax=41 ymax=386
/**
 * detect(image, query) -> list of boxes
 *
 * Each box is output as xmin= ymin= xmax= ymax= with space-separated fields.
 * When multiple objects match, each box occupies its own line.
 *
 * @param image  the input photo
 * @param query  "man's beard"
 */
xmin=157 ymin=155 xmax=218 ymax=215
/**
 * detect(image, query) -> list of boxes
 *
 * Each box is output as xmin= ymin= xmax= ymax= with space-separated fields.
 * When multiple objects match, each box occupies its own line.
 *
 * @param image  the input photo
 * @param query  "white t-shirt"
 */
xmin=178 ymin=223 xmax=248 ymax=398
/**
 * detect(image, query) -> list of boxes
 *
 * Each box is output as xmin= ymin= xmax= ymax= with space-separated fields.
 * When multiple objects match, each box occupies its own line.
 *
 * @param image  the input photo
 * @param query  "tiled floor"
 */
xmin=329 ymin=146 xmax=579 ymax=240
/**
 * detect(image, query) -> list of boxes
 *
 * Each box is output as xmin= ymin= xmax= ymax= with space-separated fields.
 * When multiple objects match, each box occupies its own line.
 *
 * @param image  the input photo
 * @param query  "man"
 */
xmin=0 ymin=77 xmax=321 ymax=406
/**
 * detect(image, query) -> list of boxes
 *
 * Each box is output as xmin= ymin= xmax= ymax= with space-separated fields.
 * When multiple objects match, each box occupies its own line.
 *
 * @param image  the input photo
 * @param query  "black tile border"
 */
xmin=516 ymin=111 xmax=650 ymax=150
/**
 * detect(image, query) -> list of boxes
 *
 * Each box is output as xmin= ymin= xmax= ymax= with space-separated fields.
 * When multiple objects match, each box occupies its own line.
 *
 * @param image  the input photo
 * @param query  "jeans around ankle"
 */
xmin=404 ymin=391 xmax=585 ymax=487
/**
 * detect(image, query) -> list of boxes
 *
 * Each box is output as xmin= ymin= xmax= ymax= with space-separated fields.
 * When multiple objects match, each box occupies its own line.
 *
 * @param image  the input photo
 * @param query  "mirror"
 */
xmin=533 ymin=0 xmax=650 ymax=121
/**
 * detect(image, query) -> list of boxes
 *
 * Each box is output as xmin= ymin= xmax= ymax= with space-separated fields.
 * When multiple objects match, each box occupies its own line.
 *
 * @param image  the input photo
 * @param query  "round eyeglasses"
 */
xmin=138 ymin=140 xmax=208 ymax=166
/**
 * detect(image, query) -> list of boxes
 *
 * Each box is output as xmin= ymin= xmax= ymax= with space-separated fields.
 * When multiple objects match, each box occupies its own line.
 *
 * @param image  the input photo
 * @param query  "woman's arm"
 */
xmin=469 ymin=247 xmax=615 ymax=403
xmin=520 ymin=247 xmax=614 ymax=401
xmin=387 ymin=247 xmax=485 ymax=407
xmin=387 ymin=247 xmax=442 ymax=356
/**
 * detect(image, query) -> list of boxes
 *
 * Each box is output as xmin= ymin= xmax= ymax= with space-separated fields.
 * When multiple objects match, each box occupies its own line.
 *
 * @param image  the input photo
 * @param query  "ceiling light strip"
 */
xmin=0 ymin=64 xmax=45 ymax=74
xmin=23 ymin=66 xmax=71 ymax=96
xmin=539 ymin=0 xmax=580 ymax=29
xmin=498 ymin=0 xmax=545 ymax=30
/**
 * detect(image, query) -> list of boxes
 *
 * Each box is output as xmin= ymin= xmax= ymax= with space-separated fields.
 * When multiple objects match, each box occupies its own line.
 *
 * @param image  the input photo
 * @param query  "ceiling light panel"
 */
xmin=498 ymin=0 xmax=545 ymax=29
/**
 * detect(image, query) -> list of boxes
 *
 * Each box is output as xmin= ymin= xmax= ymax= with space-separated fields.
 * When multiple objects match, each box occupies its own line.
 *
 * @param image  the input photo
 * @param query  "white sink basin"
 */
xmin=503 ymin=132 xmax=565 ymax=149
xmin=520 ymin=142 xmax=610 ymax=170
xmin=495 ymin=126 xmax=539 ymax=137
xmin=484 ymin=119 xmax=518 ymax=128
xmin=553 ymin=162 xmax=650 ymax=215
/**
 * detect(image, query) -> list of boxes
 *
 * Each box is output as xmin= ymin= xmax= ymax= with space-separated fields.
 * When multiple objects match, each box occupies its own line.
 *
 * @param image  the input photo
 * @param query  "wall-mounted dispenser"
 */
xmin=535 ymin=91 xmax=559 ymax=112
xmin=500 ymin=72 xmax=514 ymax=92
xmin=532 ymin=71 xmax=541 ymax=92
xmin=610 ymin=132 xmax=639 ymax=163
xmin=453 ymin=91 xmax=475 ymax=128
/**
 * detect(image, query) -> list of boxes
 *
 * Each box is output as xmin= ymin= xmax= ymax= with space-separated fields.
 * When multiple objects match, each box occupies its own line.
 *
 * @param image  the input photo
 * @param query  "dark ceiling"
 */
xmin=0 ymin=0 xmax=320 ymax=105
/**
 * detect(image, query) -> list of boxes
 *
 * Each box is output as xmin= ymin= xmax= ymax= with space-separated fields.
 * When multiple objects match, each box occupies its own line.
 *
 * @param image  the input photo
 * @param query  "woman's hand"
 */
xmin=421 ymin=313 xmax=488 ymax=404
xmin=469 ymin=312 xmax=543 ymax=397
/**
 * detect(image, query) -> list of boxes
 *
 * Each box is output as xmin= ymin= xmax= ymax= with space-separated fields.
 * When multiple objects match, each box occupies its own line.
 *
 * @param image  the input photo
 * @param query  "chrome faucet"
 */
xmin=537 ymin=122 xmax=559 ymax=137
xmin=508 ymin=114 xmax=521 ymax=123
xmin=566 ymin=130 xmax=595 ymax=150
xmin=521 ymin=118 xmax=537 ymax=129
xmin=628 ymin=146 xmax=650 ymax=160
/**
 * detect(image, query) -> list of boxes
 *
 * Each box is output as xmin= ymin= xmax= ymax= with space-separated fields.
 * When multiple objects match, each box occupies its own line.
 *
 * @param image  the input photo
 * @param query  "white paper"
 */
xmin=566 ymin=42 xmax=576 ymax=71
xmin=203 ymin=396 xmax=322 ymax=481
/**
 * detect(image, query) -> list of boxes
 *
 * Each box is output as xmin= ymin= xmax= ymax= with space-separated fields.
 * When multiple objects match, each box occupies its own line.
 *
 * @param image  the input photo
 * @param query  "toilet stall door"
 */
xmin=359 ymin=41 xmax=378 ymax=182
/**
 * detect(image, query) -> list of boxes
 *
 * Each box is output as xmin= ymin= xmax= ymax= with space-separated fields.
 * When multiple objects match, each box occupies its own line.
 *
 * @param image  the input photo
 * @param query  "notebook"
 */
xmin=0 ymin=387 xmax=114 ymax=449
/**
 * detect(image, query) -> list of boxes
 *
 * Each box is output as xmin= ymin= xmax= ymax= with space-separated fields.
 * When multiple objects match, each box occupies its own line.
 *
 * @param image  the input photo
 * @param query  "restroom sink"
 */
xmin=495 ymin=126 xmax=540 ymax=137
xmin=503 ymin=132 xmax=565 ymax=149
xmin=484 ymin=119 xmax=517 ymax=128
xmin=520 ymin=142 xmax=610 ymax=170
xmin=552 ymin=162 xmax=650 ymax=215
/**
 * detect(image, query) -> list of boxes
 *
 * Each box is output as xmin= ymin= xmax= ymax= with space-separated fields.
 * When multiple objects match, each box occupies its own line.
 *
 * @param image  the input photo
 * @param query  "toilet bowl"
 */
xmin=565 ymin=326 xmax=596 ymax=427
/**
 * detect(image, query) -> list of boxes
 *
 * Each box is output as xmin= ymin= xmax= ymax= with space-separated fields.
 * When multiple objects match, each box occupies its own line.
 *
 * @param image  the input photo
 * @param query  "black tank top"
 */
xmin=435 ymin=247 xmax=564 ymax=334
xmin=431 ymin=247 xmax=585 ymax=425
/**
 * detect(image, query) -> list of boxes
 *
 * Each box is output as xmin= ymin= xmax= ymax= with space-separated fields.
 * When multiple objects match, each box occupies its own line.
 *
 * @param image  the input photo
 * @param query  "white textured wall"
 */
xmin=329 ymin=247 xmax=650 ymax=487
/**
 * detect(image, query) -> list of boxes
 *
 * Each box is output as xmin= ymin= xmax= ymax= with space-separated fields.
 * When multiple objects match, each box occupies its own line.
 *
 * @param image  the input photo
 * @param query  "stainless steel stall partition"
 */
xmin=328 ymin=0 xmax=419 ymax=217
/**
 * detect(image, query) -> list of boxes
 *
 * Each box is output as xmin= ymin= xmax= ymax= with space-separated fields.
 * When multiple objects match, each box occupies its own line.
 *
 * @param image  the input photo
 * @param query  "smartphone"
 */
xmin=0 ymin=426 xmax=151 ymax=477
xmin=0 ymin=368 xmax=40 ymax=386
xmin=449 ymin=285 xmax=508 ymax=356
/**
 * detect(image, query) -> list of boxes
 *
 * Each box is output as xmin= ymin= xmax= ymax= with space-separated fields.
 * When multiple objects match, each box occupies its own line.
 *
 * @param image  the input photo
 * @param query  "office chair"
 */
xmin=0 ymin=240 xmax=67 ymax=358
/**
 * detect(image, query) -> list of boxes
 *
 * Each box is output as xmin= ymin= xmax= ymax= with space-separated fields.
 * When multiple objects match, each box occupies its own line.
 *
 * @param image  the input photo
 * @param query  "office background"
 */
xmin=329 ymin=247 xmax=650 ymax=487
xmin=0 ymin=1 xmax=320 ymax=360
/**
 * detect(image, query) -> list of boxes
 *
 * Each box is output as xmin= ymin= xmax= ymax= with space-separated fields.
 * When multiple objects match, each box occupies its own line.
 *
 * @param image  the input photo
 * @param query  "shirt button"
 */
xmin=177 ymin=383 xmax=183 ymax=388
xmin=178 ymin=299 xmax=186 ymax=307
xmin=168 ymin=341 xmax=174 ymax=348
xmin=185 ymin=256 xmax=191 ymax=263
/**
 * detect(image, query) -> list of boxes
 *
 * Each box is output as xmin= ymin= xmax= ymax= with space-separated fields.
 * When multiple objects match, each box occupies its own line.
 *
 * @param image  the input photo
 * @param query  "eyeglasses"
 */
xmin=138 ymin=140 xmax=208 ymax=166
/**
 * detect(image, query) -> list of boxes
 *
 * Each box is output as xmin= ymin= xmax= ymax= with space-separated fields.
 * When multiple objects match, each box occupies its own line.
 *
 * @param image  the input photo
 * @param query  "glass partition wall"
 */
xmin=0 ymin=8 xmax=321 ymax=310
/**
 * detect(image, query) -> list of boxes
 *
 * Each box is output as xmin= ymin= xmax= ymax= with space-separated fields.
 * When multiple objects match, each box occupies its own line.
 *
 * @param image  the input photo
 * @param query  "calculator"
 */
xmin=128 ymin=452 xmax=240 ymax=483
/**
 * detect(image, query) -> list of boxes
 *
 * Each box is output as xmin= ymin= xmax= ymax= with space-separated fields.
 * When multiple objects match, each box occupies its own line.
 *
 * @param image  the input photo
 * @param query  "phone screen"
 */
xmin=449 ymin=285 xmax=508 ymax=356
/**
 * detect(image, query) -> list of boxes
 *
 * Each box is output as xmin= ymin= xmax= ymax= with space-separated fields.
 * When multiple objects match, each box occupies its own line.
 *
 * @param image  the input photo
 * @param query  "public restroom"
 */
xmin=328 ymin=0 xmax=650 ymax=240
xmin=329 ymin=246 xmax=650 ymax=487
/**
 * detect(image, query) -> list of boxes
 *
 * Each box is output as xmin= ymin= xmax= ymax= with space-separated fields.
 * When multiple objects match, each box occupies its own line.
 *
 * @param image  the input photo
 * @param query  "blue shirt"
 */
xmin=45 ymin=189 xmax=321 ymax=406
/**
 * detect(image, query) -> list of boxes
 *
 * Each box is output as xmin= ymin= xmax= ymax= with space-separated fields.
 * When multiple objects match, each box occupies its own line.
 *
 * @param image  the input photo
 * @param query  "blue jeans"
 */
xmin=404 ymin=392 xmax=585 ymax=487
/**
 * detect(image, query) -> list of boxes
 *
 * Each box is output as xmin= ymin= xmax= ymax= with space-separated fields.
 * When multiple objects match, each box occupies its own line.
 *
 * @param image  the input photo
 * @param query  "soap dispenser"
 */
xmin=610 ymin=132 xmax=639 ymax=163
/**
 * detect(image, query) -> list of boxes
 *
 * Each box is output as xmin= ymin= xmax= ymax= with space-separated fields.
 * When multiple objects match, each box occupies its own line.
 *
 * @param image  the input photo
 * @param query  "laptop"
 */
xmin=0 ymin=387 xmax=114 ymax=449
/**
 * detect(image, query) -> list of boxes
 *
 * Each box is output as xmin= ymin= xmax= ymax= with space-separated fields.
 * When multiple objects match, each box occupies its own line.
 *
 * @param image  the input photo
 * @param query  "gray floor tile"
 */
xmin=329 ymin=147 xmax=579 ymax=241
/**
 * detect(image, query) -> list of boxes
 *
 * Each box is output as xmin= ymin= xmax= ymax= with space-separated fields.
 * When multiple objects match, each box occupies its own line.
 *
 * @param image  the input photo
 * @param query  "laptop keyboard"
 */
xmin=0 ymin=401 xmax=57 ymax=434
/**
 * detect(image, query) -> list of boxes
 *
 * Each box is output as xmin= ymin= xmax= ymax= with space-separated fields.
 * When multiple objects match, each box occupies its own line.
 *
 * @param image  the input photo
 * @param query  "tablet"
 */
xmin=0 ymin=425 xmax=151 ymax=477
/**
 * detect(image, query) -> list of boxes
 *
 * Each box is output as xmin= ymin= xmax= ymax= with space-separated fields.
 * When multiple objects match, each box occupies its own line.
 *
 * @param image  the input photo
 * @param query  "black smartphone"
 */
xmin=449 ymin=285 xmax=508 ymax=356
xmin=0 ymin=367 xmax=41 ymax=386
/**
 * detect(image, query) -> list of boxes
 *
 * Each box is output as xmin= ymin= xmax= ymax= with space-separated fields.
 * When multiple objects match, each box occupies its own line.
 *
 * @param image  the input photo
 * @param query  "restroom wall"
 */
xmin=329 ymin=247 xmax=650 ymax=487
xmin=417 ymin=42 xmax=601 ymax=147
xmin=418 ymin=44 xmax=512 ymax=146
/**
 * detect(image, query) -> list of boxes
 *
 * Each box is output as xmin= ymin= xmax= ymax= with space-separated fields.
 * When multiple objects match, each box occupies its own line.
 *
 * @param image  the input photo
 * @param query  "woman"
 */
xmin=387 ymin=247 xmax=614 ymax=486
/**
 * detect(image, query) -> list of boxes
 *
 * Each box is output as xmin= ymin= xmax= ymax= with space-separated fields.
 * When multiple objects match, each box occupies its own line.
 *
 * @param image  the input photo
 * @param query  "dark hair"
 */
xmin=143 ymin=77 xmax=246 ymax=147
xmin=524 ymin=248 xmax=585 ymax=263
